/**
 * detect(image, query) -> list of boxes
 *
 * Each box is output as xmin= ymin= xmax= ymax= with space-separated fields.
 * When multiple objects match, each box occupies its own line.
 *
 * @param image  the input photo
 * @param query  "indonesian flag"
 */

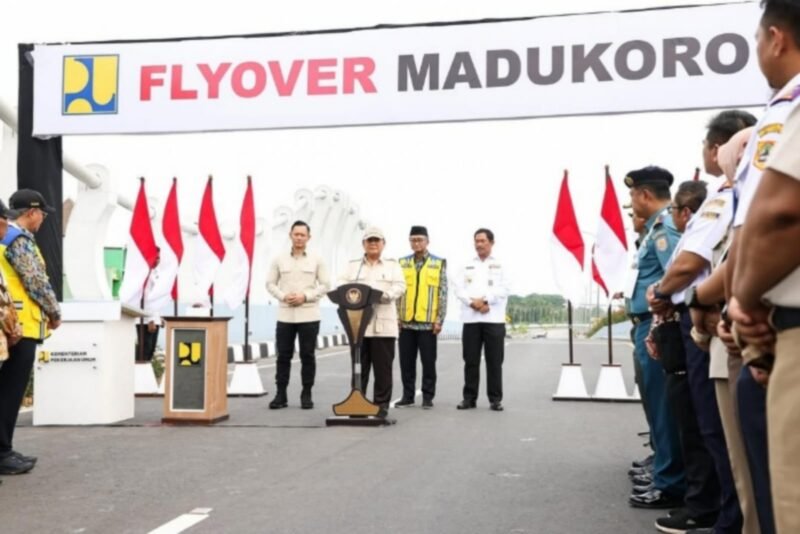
xmin=224 ymin=176 xmax=256 ymax=310
xmin=591 ymin=167 xmax=629 ymax=296
xmin=191 ymin=177 xmax=226 ymax=303
xmin=145 ymin=178 xmax=184 ymax=313
xmin=119 ymin=178 xmax=159 ymax=307
xmin=550 ymin=171 xmax=586 ymax=305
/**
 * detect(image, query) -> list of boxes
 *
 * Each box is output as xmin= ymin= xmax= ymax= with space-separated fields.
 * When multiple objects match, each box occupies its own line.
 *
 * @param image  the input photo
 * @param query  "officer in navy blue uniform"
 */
xmin=624 ymin=166 xmax=686 ymax=509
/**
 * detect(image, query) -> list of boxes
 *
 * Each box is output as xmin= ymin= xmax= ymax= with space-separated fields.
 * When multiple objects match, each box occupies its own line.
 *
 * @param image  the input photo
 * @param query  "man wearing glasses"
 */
xmin=395 ymin=226 xmax=447 ymax=409
xmin=0 ymin=189 xmax=61 ymax=476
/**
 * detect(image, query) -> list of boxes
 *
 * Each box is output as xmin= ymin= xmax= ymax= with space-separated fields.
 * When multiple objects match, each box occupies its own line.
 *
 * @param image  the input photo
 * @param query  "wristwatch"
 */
xmin=653 ymin=283 xmax=670 ymax=301
xmin=685 ymin=286 xmax=713 ymax=310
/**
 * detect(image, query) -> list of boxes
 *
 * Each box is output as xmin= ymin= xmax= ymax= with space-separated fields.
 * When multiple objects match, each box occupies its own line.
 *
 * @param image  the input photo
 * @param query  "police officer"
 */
xmin=0 ymin=190 xmax=61 ymax=476
xmin=623 ymin=167 xmax=685 ymax=510
xmin=338 ymin=227 xmax=405 ymax=418
xmin=454 ymin=228 xmax=509 ymax=411
xmin=396 ymin=226 xmax=447 ymax=409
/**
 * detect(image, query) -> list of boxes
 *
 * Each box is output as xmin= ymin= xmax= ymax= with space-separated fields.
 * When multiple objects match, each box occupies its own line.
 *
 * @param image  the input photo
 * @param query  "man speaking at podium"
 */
xmin=339 ymin=227 xmax=405 ymax=418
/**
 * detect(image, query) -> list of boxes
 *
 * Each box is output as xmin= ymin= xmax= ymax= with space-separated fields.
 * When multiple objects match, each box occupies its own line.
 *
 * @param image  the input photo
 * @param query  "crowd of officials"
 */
xmin=622 ymin=2 xmax=800 ymax=532
xmin=265 ymin=222 xmax=509 ymax=417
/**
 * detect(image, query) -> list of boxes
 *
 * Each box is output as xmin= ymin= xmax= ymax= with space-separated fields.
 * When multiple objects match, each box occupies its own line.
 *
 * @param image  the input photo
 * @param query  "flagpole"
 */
xmin=568 ymin=300 xmax=574 ymax=365
xmin=138 ymin=290 xmax=146 ymax=363
xmin=210 ymin=289 xmax=215 ymax=317
xmin=607 ymin=305 xmax=613 ymax=365
xmin=244 ymin=295 xmax=251 ymax=362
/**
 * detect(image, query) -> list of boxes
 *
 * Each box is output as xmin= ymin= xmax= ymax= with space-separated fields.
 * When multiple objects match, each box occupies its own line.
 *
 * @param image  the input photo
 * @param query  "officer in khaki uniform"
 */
xmin=338 ymin=227 xmax=405 ymax=417
xmin=266 ymin=221 xmax=330 ymax=410
xmin=732 ymin=101 xmax=800 ymax=534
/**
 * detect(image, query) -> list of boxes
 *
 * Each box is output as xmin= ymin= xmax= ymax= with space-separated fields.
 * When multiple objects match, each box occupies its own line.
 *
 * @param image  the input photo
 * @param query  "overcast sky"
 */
xmin=0 ymin=0 xmax=764 ymax=305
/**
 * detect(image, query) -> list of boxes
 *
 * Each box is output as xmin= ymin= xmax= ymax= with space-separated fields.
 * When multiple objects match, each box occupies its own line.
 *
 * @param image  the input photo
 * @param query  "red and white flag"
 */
xmin=592 ymin=167 xmax=629 ymax=296
xmin=224 ymin=176 xmax=256 ymax=310
xmin=550 ymin=171 xmax=586 ymax=305
xmin=145 ymin=178 xmax=184 ymax=312
xmin=191 ymin=177 xmax=226 ymax=304
xmin=119 ymin=178 xmax=159 ymax=307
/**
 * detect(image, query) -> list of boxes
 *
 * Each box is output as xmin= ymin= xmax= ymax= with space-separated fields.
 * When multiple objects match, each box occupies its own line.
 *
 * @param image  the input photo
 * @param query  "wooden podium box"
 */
xmin=162 ymin=317 xmax=231 ymax=425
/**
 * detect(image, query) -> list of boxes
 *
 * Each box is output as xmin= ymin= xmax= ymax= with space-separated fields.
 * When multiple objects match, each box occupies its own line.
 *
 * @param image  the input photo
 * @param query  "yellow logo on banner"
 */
xmin=62 ymin=55 xmax=119 ymax=115
xmin=178 ymin=342 xmax=202 ymax=366
xmin=38 ymin=350 xmax=50 ymax=363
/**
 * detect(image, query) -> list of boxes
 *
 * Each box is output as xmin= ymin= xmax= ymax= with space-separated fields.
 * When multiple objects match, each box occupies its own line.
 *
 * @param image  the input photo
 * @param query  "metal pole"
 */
xmin=138 ymin=291 xmax=146 ymax=363
xmin=210 ymin=290 xmax=215 ymax=318
xmin=607 ymin=305 xmax=613 ymax=365
xmin=568 ymin=300 xmax=574 ymax=365
xmin=353 ymin=345 xmax=362 ymax=392
xmin=244 ymin=295 xmax=251 ymax=362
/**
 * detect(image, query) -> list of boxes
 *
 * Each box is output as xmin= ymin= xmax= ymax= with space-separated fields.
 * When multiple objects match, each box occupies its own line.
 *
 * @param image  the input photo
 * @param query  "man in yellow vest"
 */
xmin=0 ymin=190 xmax=61 ymax=476
xmin=396 ymin=226 xmax=447 ymax=409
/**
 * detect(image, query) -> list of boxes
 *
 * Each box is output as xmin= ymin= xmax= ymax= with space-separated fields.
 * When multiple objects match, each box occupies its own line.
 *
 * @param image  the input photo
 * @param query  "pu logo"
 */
xmin=62 ymin=55 xmax=119 ymax=115
xmin=38 ymin=350 xmax=50 ymax=364
xmin=178 ymin=342 xmax=202 ymax=366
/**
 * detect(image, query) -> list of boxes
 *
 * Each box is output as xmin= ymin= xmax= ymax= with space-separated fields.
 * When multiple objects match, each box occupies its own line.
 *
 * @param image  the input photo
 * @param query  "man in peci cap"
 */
xmin=395 ymin=226 xmax=448 ymax=409
xmin=338 ymin=227 xmax=405 ymax=419
xmin=0 ymin=189 xmax=61 ymax=476
xmin=623 ymin=167 xmax=686 ymax=510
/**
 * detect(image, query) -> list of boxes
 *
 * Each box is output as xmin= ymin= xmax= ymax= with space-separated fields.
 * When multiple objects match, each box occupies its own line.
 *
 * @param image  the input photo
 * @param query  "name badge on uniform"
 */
xmin=624 ymin=269 xmax=639 ymax=299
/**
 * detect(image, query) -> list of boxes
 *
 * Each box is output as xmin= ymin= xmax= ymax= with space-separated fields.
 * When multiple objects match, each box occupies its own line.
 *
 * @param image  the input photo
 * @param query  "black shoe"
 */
xmin=422 ymin=399 xmax=433 ymax=409
xmin=631 ymin=482 xmax=655 ymax=496
xmin=631 ymin=472 xmax=654 ymax=486
xmin=11 ymin=451 xmax=37 ymax=465
xmin=456 ymin=400 xmax=476 ymax=410
xmin=632 ymin=453 xmax=655 ymax=469
xmin=686 ymin=529 xmax=714 ymax=534
xmin=489 ymin=402 xmax=504 ymax=411
xmin=655 ymin=509 xmax=715 ymax=533
xmin=628 ymin=465 xmax=652 ymax=478
xmin=0 ymin=454 xmax=35 ymax=475
xmin=300 ymin=388 xmax=314 ymax=410
xmin=269 ymin=390 xmax=288 ymax=409
xmin=377 ymin=406 xmax=389 ymax=419
xmin=628 ymin=489 xmax=682 ymax=509
xmin=394 ymin=398 xmax=415 ymax=408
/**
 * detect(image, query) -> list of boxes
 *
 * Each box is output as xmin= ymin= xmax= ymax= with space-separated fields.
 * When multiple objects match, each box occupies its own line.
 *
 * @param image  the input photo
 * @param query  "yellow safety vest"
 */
xmin=0 ymin=226 xmax=50 ymax=340
xmin=399 ymin=254 xmax=444 ymax=323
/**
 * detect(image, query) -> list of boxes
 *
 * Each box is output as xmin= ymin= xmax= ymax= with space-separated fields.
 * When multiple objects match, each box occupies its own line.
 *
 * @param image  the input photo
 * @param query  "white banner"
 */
xmin=31 ymin=2 xmax=766 ymax=136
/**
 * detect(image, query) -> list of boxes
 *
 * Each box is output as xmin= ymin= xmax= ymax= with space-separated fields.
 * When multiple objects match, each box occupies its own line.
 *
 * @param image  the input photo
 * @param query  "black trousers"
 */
xmin=275 ymin=321 xmax=320 ymax=390
xmin=657 ymin=319 xmax=720 ymax=519
xmin=135 ymin=324 xmax=159 ymax=362
xmin=680 ymin=311 xmax=742 ymax=532
xmin=398 ymin=329 xmax=437 ymax=401
xmin=462 ymin=322 xmax=505 ymax=403
xmin=0 ymin=338 xmax=37 ymax=455
xmin=357 ymin=337 xmax=395 ymax=408
xmin=737 ymin=364 xmax=776 ymax=534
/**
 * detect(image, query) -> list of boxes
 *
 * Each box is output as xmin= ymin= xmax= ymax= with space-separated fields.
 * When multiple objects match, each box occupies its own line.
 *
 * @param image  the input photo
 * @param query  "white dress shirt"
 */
xmin=454 ymin=255 xmax=510 ymax=324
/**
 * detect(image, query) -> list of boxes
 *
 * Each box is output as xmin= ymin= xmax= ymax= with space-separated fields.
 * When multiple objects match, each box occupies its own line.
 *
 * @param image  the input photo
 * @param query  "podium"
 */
xmin=326 ymin=283 xmax=393 ymax=426
xmin=161 ymin=316 xmax=231 ymax=425
xmin=34 ymin=301 xmax=142 ymax=425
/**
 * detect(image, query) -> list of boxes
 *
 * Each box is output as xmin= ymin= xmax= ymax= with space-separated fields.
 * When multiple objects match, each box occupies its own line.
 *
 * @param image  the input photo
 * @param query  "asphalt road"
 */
xmin=5 ymin=338 xmax=662 ymax=534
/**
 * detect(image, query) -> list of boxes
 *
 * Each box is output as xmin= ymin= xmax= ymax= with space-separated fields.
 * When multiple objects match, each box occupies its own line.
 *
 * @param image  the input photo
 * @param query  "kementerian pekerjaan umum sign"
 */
xmin=30 ymin=2 xmax=766 ymax=136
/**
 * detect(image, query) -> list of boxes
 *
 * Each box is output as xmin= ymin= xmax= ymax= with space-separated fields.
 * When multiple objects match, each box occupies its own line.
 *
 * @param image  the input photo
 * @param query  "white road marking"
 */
xmin=148 ymin=508 xmax=211 ymax=534
xmin=390 ymin=389 xmax=422 ymax=408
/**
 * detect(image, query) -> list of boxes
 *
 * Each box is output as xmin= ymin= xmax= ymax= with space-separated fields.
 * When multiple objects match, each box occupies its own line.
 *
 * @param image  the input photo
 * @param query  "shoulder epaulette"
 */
xmin=771 ymin=84 xmax=800 ymax=106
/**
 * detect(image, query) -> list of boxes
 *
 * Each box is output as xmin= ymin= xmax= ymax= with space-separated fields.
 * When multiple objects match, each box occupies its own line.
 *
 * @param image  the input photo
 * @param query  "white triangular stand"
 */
xmin=630 ymin=383 xmax=641 ymax=401
xmin=592 ymin=364 xmax=634 ymax=401
xmin=134 ymin=362 xmax=160 ymax=396
xmin=228 ymin=362 xmax=267 ymax=397
xmin=552 ymin=363 xmax=591 ymax=401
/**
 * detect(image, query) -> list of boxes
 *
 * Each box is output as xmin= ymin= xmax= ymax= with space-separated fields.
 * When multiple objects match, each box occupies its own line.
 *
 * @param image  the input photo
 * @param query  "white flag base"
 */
xmin=592 ymin=364 xmax=639 ymax=402
xmin=552 ymin=363 xmax=591 ymax=401
xmin=134 ymin=362 xmax=160 ymax=396
xmin=228 ymin=362 xmax=267 ymax=397
xmin=631 ymin=383 xmax=642 ymax=401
